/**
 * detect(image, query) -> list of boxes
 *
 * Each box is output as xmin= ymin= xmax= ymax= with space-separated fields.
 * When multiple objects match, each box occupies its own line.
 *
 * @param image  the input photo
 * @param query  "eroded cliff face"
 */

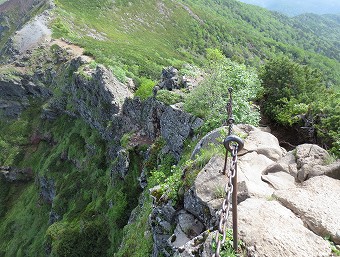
xmin=0 ymin=32 xmax=205 ymax=255
xmin=0 ymin=0 xmax=50 ymax=60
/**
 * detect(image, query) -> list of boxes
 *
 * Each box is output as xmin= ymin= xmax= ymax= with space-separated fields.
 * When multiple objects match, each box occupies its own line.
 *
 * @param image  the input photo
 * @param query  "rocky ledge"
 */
xmin=150 ymin=124 xmax=340 ymax=257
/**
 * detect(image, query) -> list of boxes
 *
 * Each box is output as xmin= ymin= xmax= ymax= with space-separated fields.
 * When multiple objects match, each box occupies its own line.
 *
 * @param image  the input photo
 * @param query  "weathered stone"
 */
xmin=184 ymin=155 xmax=225 ymax=227
xmin=238 ymin=198 xmax=331 ymax=257
xmin=298 ymin=161 xmax=340 ymax=181
xmin=241 ymin=126 xmax=284 ymax=161
xmin=295 ymin=144 xmax=330 ymax=182
xmin=173 ymin=231 xmax=214 ymax=257
xmin=0 ymin=166 xmax=33 ymax=182
xmin=238 ymin=151 xmax=275 ymax=198
xmin=190 ymin=126 xmax=227 ymax=159
xmin=262 ymin=151 xmax=297 ymax=176
xmin=169 ymin=210 xmax=204 ymax=248
xmin=261 ymin=171 xmax=296 ymax=190
xmin=274 ymin=175 xmax=340 ymax=244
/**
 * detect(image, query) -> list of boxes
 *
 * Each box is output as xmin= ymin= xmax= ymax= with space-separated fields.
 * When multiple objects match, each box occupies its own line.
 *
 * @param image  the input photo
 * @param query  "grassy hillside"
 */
xmin=51 ymin=0 xmax=340 ymax=87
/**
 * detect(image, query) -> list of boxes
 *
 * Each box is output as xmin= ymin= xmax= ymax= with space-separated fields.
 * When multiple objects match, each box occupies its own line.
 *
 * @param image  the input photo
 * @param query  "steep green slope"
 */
xmin=52 ymin=0 xmax=340 ymax=86
xmin=0 ymin=0 xmax=48 ymax=58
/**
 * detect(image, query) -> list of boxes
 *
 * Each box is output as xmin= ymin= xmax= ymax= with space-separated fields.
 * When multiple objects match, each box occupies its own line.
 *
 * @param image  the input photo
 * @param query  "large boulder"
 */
xmin=295 ymin=144 xmax=330 ymax=182
xmin=274 ymin=175 xmax=340 ymax=244
xmin=238 ymin=198 xmax=331 ymax=257
xmin=184 ymin=155 xmax=225 ymax=228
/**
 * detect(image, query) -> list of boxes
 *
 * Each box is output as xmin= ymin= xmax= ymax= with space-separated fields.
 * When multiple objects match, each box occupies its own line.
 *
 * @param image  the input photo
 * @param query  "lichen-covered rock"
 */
xmin=0 ymin=79 xmax=52 ymax=118
xmin=158 ymin=66 xmax=182 ymax=91
xmin=0 ymin=166 xmax=33 ymax=182
xmin=274 ymin=175 xmax=340 ymax=244
xmin=184 ymin=155 xmax=225 ymax=228
xmin=295 ymin=144 xmax=330 ymax=182
xmin=238 ymin=198 xmax=331 ymax=257
xmin=121 ymin=98 xmax=203 ymax=161
xmin=111 ymin=148 xmax=130 ymax=179
xmin=149 ymin=202 xmax=176 ymax=257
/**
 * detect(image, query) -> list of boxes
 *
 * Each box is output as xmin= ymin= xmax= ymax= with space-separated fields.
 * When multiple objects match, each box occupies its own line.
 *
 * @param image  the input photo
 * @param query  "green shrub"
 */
xmin=156 ymin=90 xmax=183 ymax=105
xmin=134 ymin=77 xmax=156 ymax=100
xmin=184 ymin=54 xmax=262 ymax=133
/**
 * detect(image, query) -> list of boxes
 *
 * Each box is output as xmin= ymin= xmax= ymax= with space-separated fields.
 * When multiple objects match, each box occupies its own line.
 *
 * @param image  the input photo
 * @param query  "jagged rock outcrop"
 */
xmin=0 ymin=78 xmax=52 ymax=118
xmin=121 ymin=98 xmax=203 ymax=161
xmin=151 ymin=124 xmax=338 ymax=256
xmin=0 ymin=166 xmax=34 ymax=182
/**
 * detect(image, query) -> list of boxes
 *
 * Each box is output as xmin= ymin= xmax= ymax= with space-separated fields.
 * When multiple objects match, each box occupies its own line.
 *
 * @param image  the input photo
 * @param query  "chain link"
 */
xmin=214 ymin=146 xmax=238 ymax=257
xmin=214 ymin=87 xmax=243 ymax=257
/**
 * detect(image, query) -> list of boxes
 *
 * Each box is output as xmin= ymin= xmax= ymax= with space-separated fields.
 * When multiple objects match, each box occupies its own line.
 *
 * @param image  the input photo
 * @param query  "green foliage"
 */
xmin=184 ymin=54 xmax=262 ymax=133
xmin=51 ymin=0 xmax=340 ymax=84
xmin=325 ymin=235 xmax=340 ymax=256
xmin=212 ymin=229 xmax=246 ymax=257
xmin=260 ymin=56 xmax=339 ymax=156
xmin=156 ymin=90 xmax=183 ymax=105
xmin=114 ymin=193 xmax=153 ymax=257
xmin=134 ymin=77 xmax=156 ymax=100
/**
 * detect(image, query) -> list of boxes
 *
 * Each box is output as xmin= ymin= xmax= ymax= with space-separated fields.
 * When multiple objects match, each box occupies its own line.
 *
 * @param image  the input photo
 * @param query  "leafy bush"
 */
xmin=184 ymin=53 xmax=262 ymax=133
xmin=260 ymin=56 xmax=339 ymax=156
xmin=134 ymin=77 xmax=156 ymax=100
xmin=156 ymin=90 xmax=183 ymax=105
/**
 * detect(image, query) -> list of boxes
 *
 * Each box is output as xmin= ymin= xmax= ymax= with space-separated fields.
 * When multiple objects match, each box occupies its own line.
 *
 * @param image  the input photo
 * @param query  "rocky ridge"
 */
xmin=150 ymin=125 xmax=340 ymax=257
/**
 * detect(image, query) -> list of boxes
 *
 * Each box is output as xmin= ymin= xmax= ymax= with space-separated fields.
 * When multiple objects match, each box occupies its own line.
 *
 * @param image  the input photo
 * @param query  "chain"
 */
xmin=214 ymin=146 xmax=238 ymax=257
xmin=214 ymin=87 xmax=243 ymax=257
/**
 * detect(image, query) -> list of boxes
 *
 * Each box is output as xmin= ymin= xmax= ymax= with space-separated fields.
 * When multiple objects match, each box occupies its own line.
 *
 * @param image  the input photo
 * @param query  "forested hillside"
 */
xmin=237 ymin=0 xmax=340 ymax=16
xmin=50 ymin=0 xmax=340 ymax=86
xmin=0 ymin=0 xmax=339 ymax=256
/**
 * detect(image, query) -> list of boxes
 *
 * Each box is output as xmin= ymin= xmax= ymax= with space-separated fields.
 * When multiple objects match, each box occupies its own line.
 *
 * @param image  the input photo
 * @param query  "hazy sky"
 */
xmin=237 ymin=0 xmax=340 ymax=16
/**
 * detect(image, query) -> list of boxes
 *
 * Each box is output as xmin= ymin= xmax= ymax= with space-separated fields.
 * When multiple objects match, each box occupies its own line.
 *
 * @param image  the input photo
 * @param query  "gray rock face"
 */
xmin=190 ymin=126 xmax=227 ymax=159
xmin=111 ymin=148 xmax=130 ymax=179
xmin=38 ymin=176 xmax=55 ymax=204
xmin=184 ymin=156 xmax=225 ymax=227
xmin=151 ymin=124 xmax=337 ymax=256
xmin=0 ymin=166 xmax=34 ymax=182
xmin=238 ymin=198 xmax=331 ymax=257
xmin=158 ymin=67 xmax=182 ymax=91
xmin=121 ymin=98 xmax=203 ymax=161
xmin=274 ymin=175 xmax=340 ymax=244
xmin=63 ymin=63 xmax=133 ymax=139
xmin=149 ymin=202 xmax=176 ymax=257
xmin=0 ymin=79 xmax=52 ymax=118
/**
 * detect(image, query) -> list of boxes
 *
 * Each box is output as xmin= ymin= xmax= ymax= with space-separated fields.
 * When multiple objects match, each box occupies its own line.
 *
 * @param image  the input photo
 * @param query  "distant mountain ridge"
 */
xmin=237 ymin=0 xmax=340 ymax=16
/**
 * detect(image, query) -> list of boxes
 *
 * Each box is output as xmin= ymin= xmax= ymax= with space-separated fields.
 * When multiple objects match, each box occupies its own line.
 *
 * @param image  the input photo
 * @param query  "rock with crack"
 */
xmin=239 ymin=124 xmax=284 ymax=161
xmin=173 ymin=231 xmax=214 ymax=257
xmin=274 ymin=175 xmax=340 ymax=244
xmin=184 ymin=155 xmax=226 ymax=228
xmin=168 ymin=210 xmax=204 ymax=249
xmin=238 ymin=198 xmax=331 ymax=257
xmin=295 ymin=144 xmax=330 ymax=182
